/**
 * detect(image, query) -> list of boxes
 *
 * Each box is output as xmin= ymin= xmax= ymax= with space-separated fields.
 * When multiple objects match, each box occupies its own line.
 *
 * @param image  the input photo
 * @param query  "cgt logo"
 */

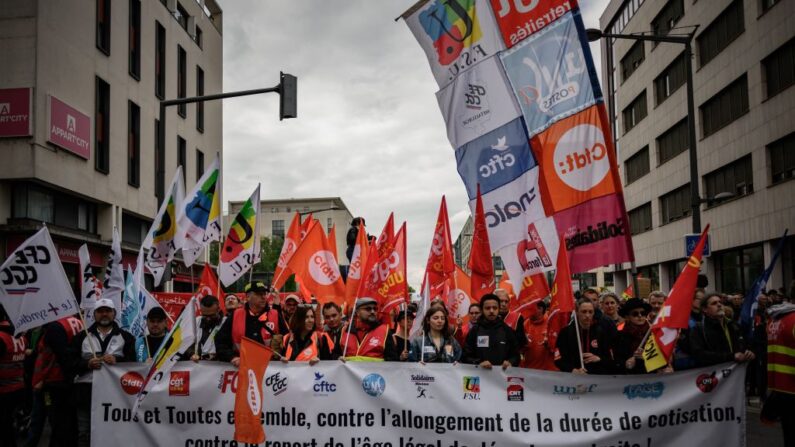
xmin=553 ymin=124 xmax=609 ymax=192
xmin=463 ymin=376 xmax=481 ymax=400
xmin=309 ymin=250 xmax=341 ymax=285
xmin=169 ymin=371 xmax=190 ymax=396
xmin=120 ymin=372 xmax=144 ymax=395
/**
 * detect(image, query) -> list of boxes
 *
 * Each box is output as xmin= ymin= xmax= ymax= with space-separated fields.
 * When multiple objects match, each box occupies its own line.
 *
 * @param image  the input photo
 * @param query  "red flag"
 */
xmin=548 ymin=238 xmax=575 ymax=349
xmin=376 ymin=213 xmax=395 ymax=258
xmin=644 ymin=225 xmax=711 ymax=371
xmin=469 ymin=185 xmax=494 ymax=300
xmin=498 ymin=271 xmax=516 ymax=299
xmin=448 ymin=266 xmax=473 ymax=320
xmin=234 ymin=338 xmax=273 ymax=444
xmin=359 ymin=222 xmax=408 ymax=315
xmin=300 ymin=214 xmax=314 ymax=238
xmin=621 ymin=284 xmax=634 ymax=300
xmin=510 ymin=273 xmax=550 ymax=318
xmin=273 ymin=212 xmax=302 ymax=289
xmin=345 ymin=222 xmax=369 ymax=309
xmin=423 ymin=196 xmax=456 ymax=303
xmin=327 ymin=225 xmax=338 ymax=262
xmin=194 ymin=265 xmax=222 ymax=313
xmin=285 ymin=221 xmax=346 ymax=306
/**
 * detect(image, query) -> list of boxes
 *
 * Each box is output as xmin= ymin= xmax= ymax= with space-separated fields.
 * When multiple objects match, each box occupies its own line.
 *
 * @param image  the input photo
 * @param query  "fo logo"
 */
xmin=362 ymin=373 xmax=386 ymax=397
xmin=309 ymin=250 xmax=340 ymax=285
xmin=553 ymin=124 xmax=609 ymax=192
xmin=169 ymin=371 xmax=190 ymax=396
xmin=120 ymin=372 xmax=144 ymax=395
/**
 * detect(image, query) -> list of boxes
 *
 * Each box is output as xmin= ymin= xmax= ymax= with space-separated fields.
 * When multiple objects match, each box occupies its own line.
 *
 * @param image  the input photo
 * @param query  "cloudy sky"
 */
xmin=221 ymin=1 xmax=609 ymax=286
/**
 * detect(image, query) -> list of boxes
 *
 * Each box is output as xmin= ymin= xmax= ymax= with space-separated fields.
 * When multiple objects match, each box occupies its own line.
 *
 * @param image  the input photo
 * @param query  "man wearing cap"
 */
xmin=183 ymin=295 xmax=225 ymax=362
xmin=283 ymin=294 xmax=300 ymax=327
xmin=69 ymin=298 xmax=135 ymax=447
xmin=339 ymin=298 xmax=397 ymax=361
xmin=135 ymin=307 xmax=169 ymax=362
xmin=215 ymin=281 xmax=289 ymax=366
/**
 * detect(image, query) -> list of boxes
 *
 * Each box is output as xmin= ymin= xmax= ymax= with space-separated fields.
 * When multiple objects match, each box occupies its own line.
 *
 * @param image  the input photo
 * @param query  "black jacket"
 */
xmin=614 ymin=325 xmax=650 ymax=374
xmin=214 ymin=304 xmax=288 ymax=361
xmin=689 ymin=316 xmax=745 ymax=367
xmin=463 ymin=317 xmax=520 ymax=366
xmin=554 ymin=320 xmax=618 ymax=374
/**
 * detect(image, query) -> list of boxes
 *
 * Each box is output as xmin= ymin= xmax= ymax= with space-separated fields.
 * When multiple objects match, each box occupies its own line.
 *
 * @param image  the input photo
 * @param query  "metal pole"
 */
xmin=157 ymin=102 xmax=166 ymax=205
xmin=685 ymin=39 xmax=701 ymax=234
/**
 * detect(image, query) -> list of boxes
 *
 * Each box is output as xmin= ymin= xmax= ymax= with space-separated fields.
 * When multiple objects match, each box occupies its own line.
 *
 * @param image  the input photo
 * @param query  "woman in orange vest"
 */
xmin=281 ymin=305 xmax=335 ymax=364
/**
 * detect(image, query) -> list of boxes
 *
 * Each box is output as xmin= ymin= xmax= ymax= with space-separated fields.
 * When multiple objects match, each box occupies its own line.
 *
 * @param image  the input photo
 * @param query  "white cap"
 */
xmin=93 ymin=298 xmax=116 ymax=313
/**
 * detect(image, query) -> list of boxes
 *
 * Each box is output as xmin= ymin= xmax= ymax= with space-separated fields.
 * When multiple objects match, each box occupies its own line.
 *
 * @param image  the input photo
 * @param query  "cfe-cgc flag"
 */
xmin=0 ymin=227 xmax=80 ymax=336
xmin=234 ymin=338 xmax=273 ymax=444
xmin=219 ymin=185 xmax=261 ymax=287
xmin=285 ymin=221 xmax=345 ymax=306
xmin=643 ymin=225 xmax=710 ymax=372
xmin=178 ymin=154 xmax=222 ymax=267
xmin=143 ymin=167 xmax=185 ymax=286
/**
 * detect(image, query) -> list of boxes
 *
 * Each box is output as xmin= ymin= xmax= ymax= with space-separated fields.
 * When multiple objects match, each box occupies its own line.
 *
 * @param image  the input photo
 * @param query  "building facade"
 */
xmin=598 ymin=0 xmax=794 ymax=295
xmin=0 ymin=0 xmax=223 ymax=291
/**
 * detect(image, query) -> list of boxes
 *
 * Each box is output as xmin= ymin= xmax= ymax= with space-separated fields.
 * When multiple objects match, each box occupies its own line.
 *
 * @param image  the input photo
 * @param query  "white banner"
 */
xmin=93 ymin=361 xmax=747 ymax=446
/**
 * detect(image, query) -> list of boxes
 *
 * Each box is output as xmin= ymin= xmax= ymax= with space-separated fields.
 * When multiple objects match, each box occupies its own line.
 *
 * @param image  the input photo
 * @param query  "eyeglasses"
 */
xmin=629 ymin=311 xmax=648 ymax=317
xmin=359 ymin=306 xmax=377 ymax=313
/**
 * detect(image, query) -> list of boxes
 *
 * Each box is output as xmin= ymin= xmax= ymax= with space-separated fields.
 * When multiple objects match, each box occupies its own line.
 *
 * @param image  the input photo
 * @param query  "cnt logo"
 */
xmin=623 ymin=382 xmax=665 ymax=400
xmin=265 ymin=372 xmax=288 ymax=396
xmin=507 ymin=377 xmax=524 ymax=402
xmin=169 ymin=371 xmax=190 ymax=396
xmin=362 ymin=373 xmax=386 ymax=397
xmin=463 ymin=376 xmax=481 ymax=400
xmin=313 ymin=372 xmax=337 ymax=396
xmin=553 ymin=383 xmax=596 ymax=400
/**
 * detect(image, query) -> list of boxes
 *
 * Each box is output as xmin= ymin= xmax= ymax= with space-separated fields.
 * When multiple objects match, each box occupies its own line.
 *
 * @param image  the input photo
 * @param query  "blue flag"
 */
xmin=740 ymin=229 xmax=788 ymax=334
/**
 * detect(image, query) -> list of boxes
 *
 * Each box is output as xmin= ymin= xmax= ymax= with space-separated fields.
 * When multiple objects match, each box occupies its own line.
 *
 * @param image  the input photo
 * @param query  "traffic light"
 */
xmin=279 ymin=72 xmax=297 ymax=120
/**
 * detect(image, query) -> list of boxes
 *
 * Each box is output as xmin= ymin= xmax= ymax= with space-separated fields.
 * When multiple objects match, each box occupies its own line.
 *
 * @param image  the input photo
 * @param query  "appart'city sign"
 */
xmin=0 ymin=88 xmax=33 ymax=137
xmin=48 ymin=95 xmax=90 ymax=159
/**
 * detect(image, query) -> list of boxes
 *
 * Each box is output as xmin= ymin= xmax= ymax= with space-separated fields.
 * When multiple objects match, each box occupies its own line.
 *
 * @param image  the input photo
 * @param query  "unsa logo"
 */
xmin=308 ymin=250 xmax=340 ymax=285
xmin=553 ymin=124 xmax=609 ymax=191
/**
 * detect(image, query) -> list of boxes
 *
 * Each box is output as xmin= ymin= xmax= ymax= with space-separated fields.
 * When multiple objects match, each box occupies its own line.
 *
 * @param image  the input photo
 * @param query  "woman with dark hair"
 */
xmin=408 ymin=305 xmax=461 ymax=363
xmin=281 ymin=305 xmax=336 ymax=364
xmin=615 ymin=298 xmax=654 ymax=373
xmin=390 ymin=308 xmax=415 ymax=361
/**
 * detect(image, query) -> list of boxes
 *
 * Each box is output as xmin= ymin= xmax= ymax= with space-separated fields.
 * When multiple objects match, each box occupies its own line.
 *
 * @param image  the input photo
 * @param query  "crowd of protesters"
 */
xmin=2 ymin=269 xmax=795 ymax=445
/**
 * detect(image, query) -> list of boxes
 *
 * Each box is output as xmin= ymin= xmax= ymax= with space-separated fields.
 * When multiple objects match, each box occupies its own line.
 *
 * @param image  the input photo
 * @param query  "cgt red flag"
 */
xmin=469 ymin=185 xmax=495 ymax=300
xmin=194 ymin=265 xmax=222 ymax=313
xmin=234 ymin=338 xmax=273 ymax=444
xmin=423 ymin=196 xmax=456 ymax=304
xmin=548 ymin=237 xmax=575 ymax=350
xmin=511 ymin=273 xmax=550 ymax=318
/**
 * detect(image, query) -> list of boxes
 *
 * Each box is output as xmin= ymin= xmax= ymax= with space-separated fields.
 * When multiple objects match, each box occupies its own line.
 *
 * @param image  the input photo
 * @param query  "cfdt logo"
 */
xmin=265 ymin=372 xmax=288 ymax=396
xmin=507 ymin=377 xmax=524 ymax=401
xmin=168 ymin=371 xmax=190 ymax=396
xmin=313 ymin=372 xmax=337 ymax=396
xmin=553 ymin=124 xmax=609 ymax=192
xmin=553 ymin=383 xmax=596 ymax=400
xmin=120 ymin=372 xmax=144 ymax=395
xmin=463 ymin=376 xmax=481 ymax=400
xmin=362 ymin=373 xmax=386 ymax=397
xmin=309 ymin=250 xmax=341 ymax=285
xmin=623 ymin=382 xmax=665 ymax=400
xmin=418 ymin=0 xmax=485 ymax=67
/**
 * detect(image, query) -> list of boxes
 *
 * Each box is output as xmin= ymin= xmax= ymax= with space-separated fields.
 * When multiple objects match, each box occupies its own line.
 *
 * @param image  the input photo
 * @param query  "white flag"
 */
xmin=78 ymin=244 xmax=102 ymax=310
xmin=410 ymin=274 xmax=431 ymax=339
xmin=103 ymin=227 xmax=125 ymax=322
xmin=143 ymin=167 xmax=185 ymax=286
xmin=177 ymin=154 xmax=222 ymax=267
xmin=218 ymin=185 xmax=261 ymax=287
xmin=0 ymin=227 xmax=80 ymax=335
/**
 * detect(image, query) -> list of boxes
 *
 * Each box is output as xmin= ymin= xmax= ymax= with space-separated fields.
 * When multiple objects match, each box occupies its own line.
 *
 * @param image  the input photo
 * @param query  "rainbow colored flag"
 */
xmin=177 ymin=154 xmax=222 ymax=266
xmin=144 ymin=167 xmax=185 ymax=286
xmin=219 ymin=185 xmax=261 ymax=287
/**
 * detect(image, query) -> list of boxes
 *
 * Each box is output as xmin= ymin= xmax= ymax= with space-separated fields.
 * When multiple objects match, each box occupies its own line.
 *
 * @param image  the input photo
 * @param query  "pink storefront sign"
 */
xmin=48 ymin=95 xmax=90 ymax=159
xmin=0 ymin=88 xmax=33 ymax=137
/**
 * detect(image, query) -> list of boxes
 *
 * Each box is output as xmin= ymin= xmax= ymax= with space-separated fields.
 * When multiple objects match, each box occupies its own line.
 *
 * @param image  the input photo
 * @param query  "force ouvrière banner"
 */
xmin=92 ymin=361 xmax=746 ymax=447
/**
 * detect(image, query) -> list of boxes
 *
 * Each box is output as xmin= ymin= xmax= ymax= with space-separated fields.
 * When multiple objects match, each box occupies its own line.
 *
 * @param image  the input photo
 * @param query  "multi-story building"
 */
xmin=598 ymin=0 xmax=794 ymax=295
xmin=227 ymin=196 xmax=355 ymax=267
xmin=0 ymin=0 xmax=223 ymax=291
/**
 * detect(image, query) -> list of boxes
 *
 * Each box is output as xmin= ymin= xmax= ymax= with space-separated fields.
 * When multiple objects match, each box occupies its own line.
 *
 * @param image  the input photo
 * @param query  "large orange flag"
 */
xmin=643 ymin=224 xmax=710 ymax=371
xmin=548 ymin=238 xmax=575 ymax=349
xmin=376 ymin=213 xmax=395 ymax=258
xmin=469 ymin=185 xmax=494 ymax=300
xmin=327 ymin=225 xmax=338 ymax=262
xmin=344 ymin=222 xmax=369 ymax=309
xmin=358 ymin=221 xmax=408 ymax=315
xmin=273 ymin=212 xmax=302 ymax=289
xmin=423 ymin=196 xmax=456 ymax=304
xmin=234 ymin=338 xmax=273 ymax=444
xmin=449 ymin=265 xmax=472 ymax=320
xmin=285 ymin=221 xmax=345 ymax=306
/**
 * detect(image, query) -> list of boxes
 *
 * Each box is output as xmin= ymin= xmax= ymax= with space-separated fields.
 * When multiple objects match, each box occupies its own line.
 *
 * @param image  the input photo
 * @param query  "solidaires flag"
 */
xmin=219 ymin=185 xmax=261 ymax=287
xmin=144 ymin=167 xmax=185 ymax=286
xmin=177 ymin=154 xmax=222 ymax=266
xmin=643 ymin=225 xmax=710 ymax=372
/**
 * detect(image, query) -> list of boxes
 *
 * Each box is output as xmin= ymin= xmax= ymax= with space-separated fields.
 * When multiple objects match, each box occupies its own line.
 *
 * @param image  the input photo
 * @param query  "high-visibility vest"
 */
xmin=0 ymin=330 xmax=27 ymax=394
xmin=283 ymin=331 xmax=334 ymax=361
xmin=32 ymin=316 xmax=83 ymax=386
xmin=767 ymin=311 xmax=795 ymax=395
xmin=231 ymin=306 xmax=280 ymax=350
xmin=343 ymin=324 xmax=389 ymax=361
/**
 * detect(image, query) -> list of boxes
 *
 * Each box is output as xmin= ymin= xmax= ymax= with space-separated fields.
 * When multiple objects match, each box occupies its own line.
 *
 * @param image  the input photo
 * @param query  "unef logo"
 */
xmin=463 ymin=376 xmax=481 ymax=400
xmin=553 ymin=124 xmax=609 ymax=191
xmin=419 ymin=0 xmax=486 ymax=75
xmin=309 ymin=250 xmax=341 ymax=286
xmin=169 ymin=371 xmax=190 ymax=396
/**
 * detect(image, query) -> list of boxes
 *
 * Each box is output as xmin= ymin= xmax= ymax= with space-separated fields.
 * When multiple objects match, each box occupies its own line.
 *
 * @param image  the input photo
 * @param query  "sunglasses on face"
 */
xmin=630 ymin=311 xmax=648 ymax=317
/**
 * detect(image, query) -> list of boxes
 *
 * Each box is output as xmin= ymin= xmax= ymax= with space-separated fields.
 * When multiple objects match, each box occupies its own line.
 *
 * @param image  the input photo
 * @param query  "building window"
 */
xmin=177 ymin=45 xmax=187 ymax=118
xmin=625 ymin=146 xmax=650 ymax=185
xmin=622 ymin=91 xmax=647 ymax=134
xmin=196 ymin=149 xmax=204 ymax=181
xmin=656 ymin=119 xmax=688 ymax=165
xmin=196 ymin=66 xmax=204 ymax=132
xmin=650 ymin=0 xmax=683 ymax=45
xmin=628 ymin=202 xmax=652 ymax=235
xmin=763 ymin=37 xmax=795 ymax=99
xmin=327 ymin=218 xmax=333 ymax=233
xmin=155 ymin=21 xmax=166 ymax=100
xmin=620 ymin=40 xmax=645 ymax=82
xmin=654 ymin=52 xmax=686 ymax=106
xmin=603 ymin=272 xmax=614 ymax=288
xmin=636 ymin=265 xmax=661 ymax=292
xmin=768 ymin=132 xmax=795 ymax=184
xmin=155 ymin=119 xmax=164 ymax=200
xmin=12 ymin=183 xmax=97 ymax=234
xmin=177 ymin=136 xmax=187 ymax=184
xmin=704 ymin=155 xmax=753 ymax=204
xmin=174 ymin=3 xmax=189 ymax=30
xmin=96 ymin=0 xmax=111 ymax=55
xmin=717 ymin=244 xmax=764 ymax=294
xmin=697 ymin=0 xmax=744 ymax=67
xmin=700 ymin=74 xmax=749 ymax=138
xmin=95 ymin=76 xmax=110 ymax=174
xmin=196 ymin=25 xmax=203 ymax=48
xmin=760 ymin=0 xmax=780 ymax=14
xmin=272 ymin=220 xmax=285 ymax=239
xmin=122 ymin=212 xmax=151 ymax=246
xmin=128 ymin=101 xmax=140 ymax=187
xmin=660 ymin=183 xmax=691 ymax=224
xmin=128 ymin=0 xmax=141 ymax=79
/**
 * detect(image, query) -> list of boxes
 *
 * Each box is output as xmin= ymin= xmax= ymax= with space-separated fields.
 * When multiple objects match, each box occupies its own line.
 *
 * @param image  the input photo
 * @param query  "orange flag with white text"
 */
xmin=344 ymin=222 xmax=369 ymax=309
xmin=469 ymin=185 xmax=494 ymax=300
xmin=273 ymin=212 xmax=302 ymax=289
xmin=285 ymin=221 xmax=345 ymax=306
xmin=234 ymin=338 xmax=273 ymax=444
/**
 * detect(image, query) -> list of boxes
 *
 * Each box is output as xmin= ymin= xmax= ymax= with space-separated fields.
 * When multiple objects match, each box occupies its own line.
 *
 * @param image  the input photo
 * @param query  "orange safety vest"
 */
xmin=0 ymin=329 xmax=27 ymax=394
xmin=283 ymin=332 xmax=334 ymax=361
xmin=32 ymin=316 xmax=83 ymax=386
xmin=343 ymin=324 xmax=389 ymax=359
xmin=231 ymin=306 xmax=280 ymax=349
xmin=767 ymin=311 xmax=795 ymax=395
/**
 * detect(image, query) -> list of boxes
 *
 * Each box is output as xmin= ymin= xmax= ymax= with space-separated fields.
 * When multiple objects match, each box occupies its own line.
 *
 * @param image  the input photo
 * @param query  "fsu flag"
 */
xmin=285 ymin=221 xmax=345 ymax=306
xmin=234 ymin=338 xmax=273 ymax=444
xmin=469 ymin=185 xmax=495 ymax=300
xmin=344 ymin=222 xmax=369 ymax=309
xmin=423 ymin=196 xmax=456 ymax=303
xmin=178 ymin=154 xmax=222 ymax=266
xmin=643 ymin=225 xmax=710 ymax=372
xmin=143 ymin=167 xmax=185 ymax=286
xmin=273 ymin=213 xmax=302 ymax=289
xmin=219 ymin=185 xmax=261 ymax=287
xmin=548 ymin=237 xmax=575 ymax=349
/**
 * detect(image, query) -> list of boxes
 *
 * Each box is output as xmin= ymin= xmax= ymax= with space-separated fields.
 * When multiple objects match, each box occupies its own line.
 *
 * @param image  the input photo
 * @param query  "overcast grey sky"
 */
xmin=221 ymin=1 xmax=609 ymax=287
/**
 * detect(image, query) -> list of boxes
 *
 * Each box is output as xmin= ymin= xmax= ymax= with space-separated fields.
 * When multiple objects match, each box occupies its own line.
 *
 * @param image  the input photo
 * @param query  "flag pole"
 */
xmin=403 ymin=304 xmax=409 ymax=355
xmin=343 ymin=298 xmax=358 ymax=358
xmin=192 ymin=262 xmax=201 ymax=358
xmin=571 ymin=309 xmax=585 ymax=370
xmin=76 ymin=306 xmax=99 ymax=360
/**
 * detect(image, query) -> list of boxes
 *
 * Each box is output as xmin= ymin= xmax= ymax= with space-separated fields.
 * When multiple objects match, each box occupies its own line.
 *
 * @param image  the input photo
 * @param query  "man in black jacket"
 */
xmin=554 ymin=298 xmax=618 ymax=374
xmin=689 ymin=293 xmax=755 ymax=367
xmin=464 ymin=294 xmax=519 ymax=370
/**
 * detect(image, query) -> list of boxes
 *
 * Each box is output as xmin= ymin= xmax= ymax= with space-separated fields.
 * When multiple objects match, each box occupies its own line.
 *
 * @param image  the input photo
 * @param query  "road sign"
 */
xmin=685 ymin=234 xmax=711 ymax=258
